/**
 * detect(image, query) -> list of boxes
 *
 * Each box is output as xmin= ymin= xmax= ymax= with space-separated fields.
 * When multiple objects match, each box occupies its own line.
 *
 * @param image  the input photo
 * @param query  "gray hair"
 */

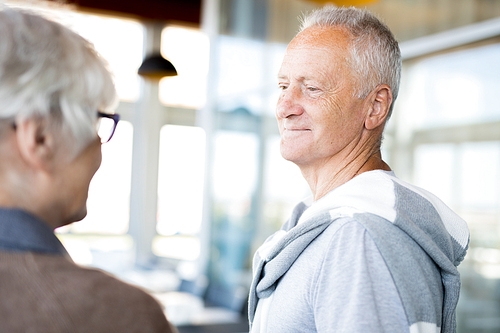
xmin=0 ymin=7 xmax=117 ymax=151
xmin=300 ymin=6 xmax=401 ymax=117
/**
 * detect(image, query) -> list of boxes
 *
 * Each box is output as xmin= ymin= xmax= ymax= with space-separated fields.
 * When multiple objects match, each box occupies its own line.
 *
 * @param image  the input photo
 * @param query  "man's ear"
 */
xmin=15 ymin=118 xmax=56 ymax=172
xmin=365 ymin=84 xmax=392 ymax=130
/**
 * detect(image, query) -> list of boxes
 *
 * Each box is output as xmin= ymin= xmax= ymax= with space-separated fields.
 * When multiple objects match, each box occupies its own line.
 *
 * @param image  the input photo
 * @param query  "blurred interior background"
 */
xmin=3 ymin=0 xmax=500 ymax=332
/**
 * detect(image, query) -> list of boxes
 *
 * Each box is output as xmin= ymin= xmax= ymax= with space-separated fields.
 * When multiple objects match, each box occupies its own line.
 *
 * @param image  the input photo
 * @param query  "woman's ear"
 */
xmin=15 ymin=118 xmax=56 ymax=172
xmin=365 ymin=84 xmax=392 ymax=130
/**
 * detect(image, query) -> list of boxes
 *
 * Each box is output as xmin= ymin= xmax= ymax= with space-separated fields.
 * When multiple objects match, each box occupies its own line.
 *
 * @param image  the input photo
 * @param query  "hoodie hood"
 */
xmin=300 ymin=170 xmax=469 ymax=265
xmin=249 ymin=170 xmax=469 ymax=333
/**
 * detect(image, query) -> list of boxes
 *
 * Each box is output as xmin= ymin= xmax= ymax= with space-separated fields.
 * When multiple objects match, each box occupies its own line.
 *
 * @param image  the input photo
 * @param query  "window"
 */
xmin=159 ymin=27 xmax=209 ymax=109
xmin=399 ymin=41 xmax=500 ymax=333
xmin=154 ymin=125 xmax=206 ymax=260
xmin=404 ymin=43 xmax=500 ymax=129
xmin=157 ymin=125 xmax=206 ymax=236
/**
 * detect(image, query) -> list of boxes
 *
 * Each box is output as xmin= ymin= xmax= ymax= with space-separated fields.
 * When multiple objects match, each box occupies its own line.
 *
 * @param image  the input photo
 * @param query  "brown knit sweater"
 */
xmin=0 ymin=251 xmax=178 ymax=333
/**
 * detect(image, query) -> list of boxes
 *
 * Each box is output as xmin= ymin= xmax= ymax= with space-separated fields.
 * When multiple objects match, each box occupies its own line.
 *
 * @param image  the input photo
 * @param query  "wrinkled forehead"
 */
xmin=288 ymin=26 xmax=353 ymax=53
xmin=279 ymin=26 xmax=353 ymax=79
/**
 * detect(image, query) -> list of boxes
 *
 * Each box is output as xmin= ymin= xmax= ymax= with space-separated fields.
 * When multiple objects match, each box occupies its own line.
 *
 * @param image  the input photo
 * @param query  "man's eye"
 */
xmin=307 ymin=86 xmax=318 ymax=92
xmin=279 ymin=84 xmax=288 ymax=90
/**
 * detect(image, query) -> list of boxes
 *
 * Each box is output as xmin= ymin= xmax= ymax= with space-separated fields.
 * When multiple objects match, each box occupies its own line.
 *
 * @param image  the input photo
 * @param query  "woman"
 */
xmin=0 ymin=7 xmax=177 ymax=332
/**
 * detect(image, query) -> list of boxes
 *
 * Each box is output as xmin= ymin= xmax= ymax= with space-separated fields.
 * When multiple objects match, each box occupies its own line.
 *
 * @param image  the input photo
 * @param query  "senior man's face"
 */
xmin=276 ymin=26 xmax=366 ymax=168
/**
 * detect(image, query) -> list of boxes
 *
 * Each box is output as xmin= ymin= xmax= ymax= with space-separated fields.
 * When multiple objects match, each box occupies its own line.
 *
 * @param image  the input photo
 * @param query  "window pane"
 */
xmin=404 ymin=43 xmax=500 ymax=129
xmin=459 ymin=142 xmax=500 ymax=210
xmin=62 ymin=15 xmax=143 ymax=102
xmin=210 ymin=131 xmax=259 ymax=287
xmin=414 ymin=144 xmax=456 ymax=207
xmin=159 ymin=27 xmax=209 ymax=108
xmin=157 ymin=125 xmax=206 ymax=236
xmin=216 ymin=36 xmax=267 ymax=115
xmin=213 ymin=131 xmax=259 ymax=202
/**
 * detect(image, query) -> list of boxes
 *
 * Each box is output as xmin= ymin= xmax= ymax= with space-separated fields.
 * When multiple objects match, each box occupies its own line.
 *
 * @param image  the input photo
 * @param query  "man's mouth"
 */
xmin=284 ymin=127 xmax=311 ymax=131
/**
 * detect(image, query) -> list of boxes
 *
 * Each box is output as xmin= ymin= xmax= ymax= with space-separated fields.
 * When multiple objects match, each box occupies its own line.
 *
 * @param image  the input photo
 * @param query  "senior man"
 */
xmin=0 ymin=8 xmax=177 ymax=333
xmin=249 ymin=6 xmax=469 ymax=333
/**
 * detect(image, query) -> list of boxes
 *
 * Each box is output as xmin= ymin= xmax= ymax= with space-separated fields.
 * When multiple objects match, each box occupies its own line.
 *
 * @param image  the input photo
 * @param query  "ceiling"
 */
xmin=364 ymin=0 xmax=500 ymax=41
xmin=43 ymin=0 xmax=500 ymax=43
xmin=48 ymin=0 xmax=202 ymax=25
xmin=264 ymin=0 xmax=500 ymax=44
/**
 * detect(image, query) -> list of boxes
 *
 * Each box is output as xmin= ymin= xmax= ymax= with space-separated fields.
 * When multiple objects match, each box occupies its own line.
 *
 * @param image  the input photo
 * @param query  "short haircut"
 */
xmin=0 ymin=7 xmax=117 ymax=150
xmin=300 ymin=6 xmax=401 ymax=117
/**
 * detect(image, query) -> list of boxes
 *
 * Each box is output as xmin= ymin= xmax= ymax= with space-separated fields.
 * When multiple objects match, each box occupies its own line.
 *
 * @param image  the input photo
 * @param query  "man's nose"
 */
xmin=276 ymin=86 xmax=304 ymax=119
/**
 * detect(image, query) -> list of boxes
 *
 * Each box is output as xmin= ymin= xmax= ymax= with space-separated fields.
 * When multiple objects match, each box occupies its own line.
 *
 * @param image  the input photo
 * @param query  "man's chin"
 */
xmin=280 ymin=145 xmax=307 ymax=164
xmin=63 ymin=208 xmax=88 ymax=226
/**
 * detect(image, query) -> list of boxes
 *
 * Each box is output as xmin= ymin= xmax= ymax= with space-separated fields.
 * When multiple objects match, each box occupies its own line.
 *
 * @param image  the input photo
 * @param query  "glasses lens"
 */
xmin=97 ymin=117 xmax=115 ymax=143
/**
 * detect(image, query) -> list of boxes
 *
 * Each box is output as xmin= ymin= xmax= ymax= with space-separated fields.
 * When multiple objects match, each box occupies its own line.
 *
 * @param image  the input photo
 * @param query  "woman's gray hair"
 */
xmin=0 ymin=7 xmax=117 ymax=151
xmin=300 ymin=6 xmax=401 ymax=117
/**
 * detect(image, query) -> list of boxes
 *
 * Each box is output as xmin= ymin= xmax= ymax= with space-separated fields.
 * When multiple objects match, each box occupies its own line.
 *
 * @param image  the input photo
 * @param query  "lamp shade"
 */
xmin=138 ymin=54 xmax=177 ymax=79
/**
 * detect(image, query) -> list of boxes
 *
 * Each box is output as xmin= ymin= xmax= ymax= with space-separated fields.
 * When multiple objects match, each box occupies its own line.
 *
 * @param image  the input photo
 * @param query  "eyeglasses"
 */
xmin=97 ymin=111 xmax=120 ymax=143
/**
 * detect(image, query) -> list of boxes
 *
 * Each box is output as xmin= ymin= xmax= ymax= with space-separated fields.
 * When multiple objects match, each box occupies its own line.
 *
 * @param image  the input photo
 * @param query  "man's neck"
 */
xmin=300 ymin=150 xmax=391 ymax=201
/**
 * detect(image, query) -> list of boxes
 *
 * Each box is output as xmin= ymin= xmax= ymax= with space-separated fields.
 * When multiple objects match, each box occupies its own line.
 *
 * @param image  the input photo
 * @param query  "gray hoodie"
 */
xmin=249 ymin=170 xmax=469 ymax=333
